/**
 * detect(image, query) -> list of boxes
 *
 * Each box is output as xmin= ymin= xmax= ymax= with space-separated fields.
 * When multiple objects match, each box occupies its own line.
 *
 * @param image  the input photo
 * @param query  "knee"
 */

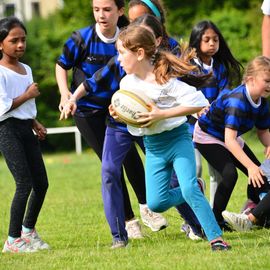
xmin=221 ymin=165 xmax=238 ymax=187
xmin=147 ymin=197 xmax=168 ymax=213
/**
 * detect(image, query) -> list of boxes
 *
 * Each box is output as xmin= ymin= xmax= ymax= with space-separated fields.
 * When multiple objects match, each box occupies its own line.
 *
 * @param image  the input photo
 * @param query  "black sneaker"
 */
xmin=211 ymin=240 xmax=231 ymax=251
xmin=218 ymin=220 xmax=233 ymax=232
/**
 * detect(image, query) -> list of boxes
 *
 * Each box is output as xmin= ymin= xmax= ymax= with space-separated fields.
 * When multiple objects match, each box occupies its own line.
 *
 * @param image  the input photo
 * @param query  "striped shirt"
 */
xmin=198 ymin=84 xmax=270 ymax=141
xmin=57 ymin=24 xmax=119 ymax=116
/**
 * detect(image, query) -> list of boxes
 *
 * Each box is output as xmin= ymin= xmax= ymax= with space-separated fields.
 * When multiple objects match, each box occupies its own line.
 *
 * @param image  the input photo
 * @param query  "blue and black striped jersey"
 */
xmin=57 ymin=25 xmax=119 ymax=116
xmin=198 ymin=84 xmax=270 ymax=141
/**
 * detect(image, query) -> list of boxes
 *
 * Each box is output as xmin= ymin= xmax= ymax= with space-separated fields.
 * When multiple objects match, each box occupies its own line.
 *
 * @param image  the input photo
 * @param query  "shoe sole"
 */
xmin=142 ymin=221 xmax=168 ymax=232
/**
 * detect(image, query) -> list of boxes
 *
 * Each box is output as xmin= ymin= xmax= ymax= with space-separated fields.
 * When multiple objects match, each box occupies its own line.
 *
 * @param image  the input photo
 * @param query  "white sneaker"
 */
xmin=2 ymin=238 xmax=36 ymax=253
xmin=125 ymin=219 xmax=143 ymax=239
xmin=222 ymin=210 xmax=253 ymax=232
xmin=21 ymin=229 xmax=50 ymax=250
xmin=140 ymin=207 xmax=168 ymax=232
xmin=181 ymin=223 xmax=203 ymax=241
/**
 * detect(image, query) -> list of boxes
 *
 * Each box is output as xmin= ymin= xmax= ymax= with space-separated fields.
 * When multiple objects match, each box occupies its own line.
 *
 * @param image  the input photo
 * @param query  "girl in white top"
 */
xmin=111 ymin=24 xmax=230 ymax=251
xmin=0 ymin=17 xmax=49 ymax=253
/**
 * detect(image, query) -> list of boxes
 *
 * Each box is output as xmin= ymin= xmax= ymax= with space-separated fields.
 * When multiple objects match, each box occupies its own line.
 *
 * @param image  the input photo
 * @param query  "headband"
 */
xmin=140 ymin=0 xmax=161 ymax=19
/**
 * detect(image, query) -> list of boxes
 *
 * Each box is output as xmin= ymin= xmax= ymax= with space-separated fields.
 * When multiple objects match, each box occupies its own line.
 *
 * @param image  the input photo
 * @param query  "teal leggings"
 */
xmin=143 ymin=124 xmax=222 ymax=241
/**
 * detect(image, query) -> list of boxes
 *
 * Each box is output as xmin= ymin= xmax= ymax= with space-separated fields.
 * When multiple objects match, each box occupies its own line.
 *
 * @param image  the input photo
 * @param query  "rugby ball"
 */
xmin=111 ymin=89 xmax=152 ymax=127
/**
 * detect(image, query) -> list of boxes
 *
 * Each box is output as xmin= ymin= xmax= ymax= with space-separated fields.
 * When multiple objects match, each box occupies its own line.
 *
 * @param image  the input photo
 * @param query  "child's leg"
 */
xmin=102 ymin=127 xmax=133 ymax=241
xmin=74 ymin=115 xmax=136 ymax=224
xmin=173 ymin=131 xmax=222 ymax=241
xmin=0 ymin=120 xmax=36 ymax=238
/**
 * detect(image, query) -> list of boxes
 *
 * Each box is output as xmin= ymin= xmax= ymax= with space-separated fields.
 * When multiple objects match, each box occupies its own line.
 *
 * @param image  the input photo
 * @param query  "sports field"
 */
xmin=0 ymin=133 xmax=270 ymax=270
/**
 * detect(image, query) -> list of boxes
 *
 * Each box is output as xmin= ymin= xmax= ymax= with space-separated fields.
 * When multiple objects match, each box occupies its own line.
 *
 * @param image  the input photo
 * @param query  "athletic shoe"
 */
xmin=125 ymin=219 xmax=143 ymax=239
xmin=2 ymin=238 xmax=36 ymax=253
xmin=21 ymin=229 xmax=50 ymax=250
xmin=111 ymin=240 xmax=128 ymax=249
xmin=211 ymin=240 xmax=231 ymax=251
xmin=222 ymin=210 xmax=253 ymax=232
xmin=181 ymin=223 xmax=204 ymax=241
xmin=218 ymin=220 xmax=233 ymax=232
xmin=140 ymin=207 xmax=168 ymax=232
xmin=197 ymin=177 xmax=206 ymax=194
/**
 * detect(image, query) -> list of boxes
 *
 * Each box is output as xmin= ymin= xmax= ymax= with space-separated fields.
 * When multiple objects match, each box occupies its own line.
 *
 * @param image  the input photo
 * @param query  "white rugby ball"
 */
xmin=111 ymin=89 xmax=152 ymax=127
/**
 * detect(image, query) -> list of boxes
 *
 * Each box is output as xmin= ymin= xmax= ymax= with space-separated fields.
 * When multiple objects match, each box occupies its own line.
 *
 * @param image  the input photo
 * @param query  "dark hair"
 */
xmin=189 ymin=20 xmax=243 ymax=85
xmin=131 ymin=14 xmax=171 ymax=50
xmin=128 ymin=0 xmax=171 ymax=49
xmin=114 ymin=0 xmax=129 ymax=28
xmin=0 ymin=16 xmax=27 ymax=42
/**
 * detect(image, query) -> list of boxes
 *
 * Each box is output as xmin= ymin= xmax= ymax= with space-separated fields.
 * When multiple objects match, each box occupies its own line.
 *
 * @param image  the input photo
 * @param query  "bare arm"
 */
xmin=262 ymin=14 xmax=270 ymax=57
xmin=224 ymin=127 xmax=264 ymax=187
xmin=137 ymin=103 xmax=203 ymax=127
xmin=55 ymin=63 xmax=72 ymax=111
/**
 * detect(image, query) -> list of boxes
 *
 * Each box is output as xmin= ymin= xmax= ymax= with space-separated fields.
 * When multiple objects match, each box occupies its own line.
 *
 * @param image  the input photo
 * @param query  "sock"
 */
xmin=8 ymin=236 xmax=19 ymax=244
xmin=22 ymin=225 xmax=33 ymax=233
xmin=139 ymin=204 xmax=148 ymax=211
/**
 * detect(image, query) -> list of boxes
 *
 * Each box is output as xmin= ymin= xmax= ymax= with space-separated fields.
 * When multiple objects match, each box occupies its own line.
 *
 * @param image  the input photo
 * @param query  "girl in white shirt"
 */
xmin=111 ymin=24 xmax=230 ymax=251
xmin=0 ymin=17 xmax=49 ymax=253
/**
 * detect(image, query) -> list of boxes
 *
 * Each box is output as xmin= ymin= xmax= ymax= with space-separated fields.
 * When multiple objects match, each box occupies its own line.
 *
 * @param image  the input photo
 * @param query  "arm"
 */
xmin=257 ymin=129 xmax=270 ymax=158
xmin=262 ymin=14 xmax=270 ymax=58
xmin=137 ymin=103 xmax=203 ymax=127
xmin=224 ymin=127 xmax=264 ymax=187
xmin=55 ymin=63 xmax=72 ymax=111
xmin=9 ymin=83 xmax=40 ymax=111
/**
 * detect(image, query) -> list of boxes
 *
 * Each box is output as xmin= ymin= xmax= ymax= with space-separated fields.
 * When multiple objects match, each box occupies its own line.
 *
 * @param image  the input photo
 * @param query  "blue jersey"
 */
xmin=198 ymin=84 xmax=270 ymax=141
xmin=57 ymin=25 xmax=118 ymax=116
xmin=83 ymin=37 xmax=180 ymax=130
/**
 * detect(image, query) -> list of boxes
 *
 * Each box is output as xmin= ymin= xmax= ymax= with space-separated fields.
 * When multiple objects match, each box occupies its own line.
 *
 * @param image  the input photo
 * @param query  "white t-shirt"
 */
xmin=0 ymin=63 xmax=37 ymax=121
xmin=262 ymin=0 xmax=270 ymax=15
xmin=120 ymin=74 xmax=209 ymax=136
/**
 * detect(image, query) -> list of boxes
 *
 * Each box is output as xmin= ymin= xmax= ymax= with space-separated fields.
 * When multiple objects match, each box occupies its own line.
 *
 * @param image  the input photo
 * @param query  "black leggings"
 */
xmin=195 ymin=142 xmax=269 ymax=222
xmin=252 ymin=191 xmax=270 ymax=226
xmin=74 ymin=114 xmax=146 ymax=221
xmin=0 ymin=118 xmax=48 ymax=238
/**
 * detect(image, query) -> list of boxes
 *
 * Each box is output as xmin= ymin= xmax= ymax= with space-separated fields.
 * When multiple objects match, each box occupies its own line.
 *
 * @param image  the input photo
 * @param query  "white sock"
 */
xmin=139 ymin=204 xmax=148 ymax=211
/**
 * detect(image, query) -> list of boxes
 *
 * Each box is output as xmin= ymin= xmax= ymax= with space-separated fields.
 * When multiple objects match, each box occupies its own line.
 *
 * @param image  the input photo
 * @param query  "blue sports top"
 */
xmin=82 ymin=37 xmax=180 ymax=130
xmin=57 ymin=25 xmax=119 ymax=116
xmin=198 ymin=84 xmax=270 ymax=141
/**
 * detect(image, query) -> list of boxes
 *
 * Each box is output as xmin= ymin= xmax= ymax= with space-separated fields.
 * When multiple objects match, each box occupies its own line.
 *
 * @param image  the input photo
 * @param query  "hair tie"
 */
xmin=140 ymin=0 xmax=161 ymax=19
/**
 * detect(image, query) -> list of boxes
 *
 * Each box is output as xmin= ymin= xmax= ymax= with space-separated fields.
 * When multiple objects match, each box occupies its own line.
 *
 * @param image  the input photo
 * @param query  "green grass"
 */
xmin=1 ymin=135 xmax=270 ymax=270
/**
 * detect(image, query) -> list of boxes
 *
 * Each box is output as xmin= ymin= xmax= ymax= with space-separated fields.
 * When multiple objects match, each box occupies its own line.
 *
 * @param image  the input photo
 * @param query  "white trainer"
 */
xmin=222 ymin=210 xmax=253 ymax=232
xmin=2 ymin=238 xmax=36 ymax=253
xmin=140 ymin=207 xmax=168 ymax=232
xmin=125 ymin=219 xmax=143 ymax=239
xmin=21 ymin=229 xmax=50 ymax=250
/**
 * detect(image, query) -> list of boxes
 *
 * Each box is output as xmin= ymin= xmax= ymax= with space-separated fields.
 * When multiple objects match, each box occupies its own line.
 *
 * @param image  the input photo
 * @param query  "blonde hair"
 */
xmin=242 ymin=56 xmax=270 ymax=83
xmin=118 ymin=24 xmax=199 ymax=84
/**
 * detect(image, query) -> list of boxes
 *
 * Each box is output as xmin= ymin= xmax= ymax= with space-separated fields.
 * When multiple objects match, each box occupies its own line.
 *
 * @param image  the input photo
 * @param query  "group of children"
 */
xmin=0 ymin=0 xmax=270 ymax=253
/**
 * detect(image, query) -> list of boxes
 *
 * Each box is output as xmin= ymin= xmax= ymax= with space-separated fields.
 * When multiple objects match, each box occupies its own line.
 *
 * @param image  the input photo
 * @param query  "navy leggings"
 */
xmin=0 ymin=118 xmax=48 ymax=238
xmin=74 ymin=114 xmax=146 ymax=221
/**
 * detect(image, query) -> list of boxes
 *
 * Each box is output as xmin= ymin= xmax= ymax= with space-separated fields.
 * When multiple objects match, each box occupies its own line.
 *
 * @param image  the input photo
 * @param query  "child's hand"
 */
xmin=247 ymin=164 xmax=265 ymax=188
xmin=59 ymin=99 xmax=77 ymax=120
xmin=59 ymin=91 xmax=72 ymax=112
xmin=264 ymin=146 xmax=270 ymax=159
xmin=197 ymin=105 xmax=210 ymax=118
xmin=33 ymin=119 xmax=47 ymax=140
xmin=137 ymin=103 xmax=160 ymax=127
xmin=108 ymin=104 xmax=125 ymax=123
xmin=26 ymin=83 xmax=40 ymax=99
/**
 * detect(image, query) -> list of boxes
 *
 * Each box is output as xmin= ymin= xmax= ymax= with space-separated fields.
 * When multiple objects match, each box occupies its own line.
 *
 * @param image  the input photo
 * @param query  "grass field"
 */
xmin=1 ymin=134 xmax=270 ymax=270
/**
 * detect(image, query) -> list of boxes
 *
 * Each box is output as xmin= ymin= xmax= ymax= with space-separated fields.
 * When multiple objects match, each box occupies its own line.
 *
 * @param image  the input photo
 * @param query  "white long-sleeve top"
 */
xmin=120 ymin=74 xmax=209 ymax=136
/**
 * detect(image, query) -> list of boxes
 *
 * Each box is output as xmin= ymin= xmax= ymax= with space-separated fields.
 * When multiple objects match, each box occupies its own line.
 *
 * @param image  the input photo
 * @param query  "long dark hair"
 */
xmin=114 ymin=0 xmax=129 ymax=28
xmin=189 ymin=20 xmax=243 ymax=85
